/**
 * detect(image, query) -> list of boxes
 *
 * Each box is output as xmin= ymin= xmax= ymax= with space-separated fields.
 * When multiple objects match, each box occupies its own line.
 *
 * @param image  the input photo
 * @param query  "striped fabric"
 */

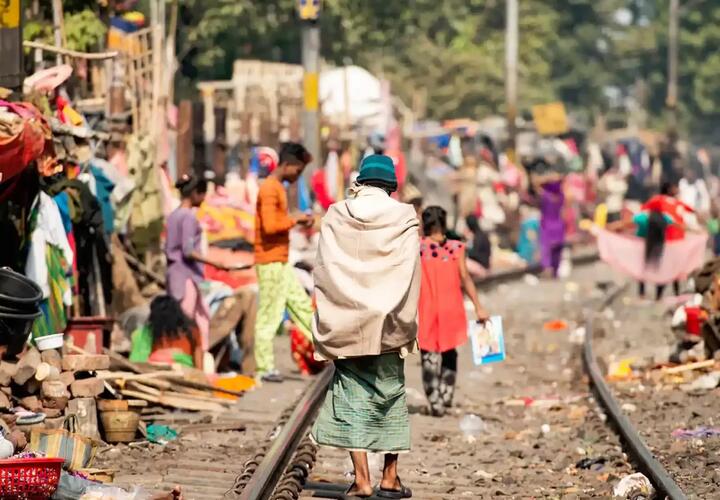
xmin=311 ymin=353 xmax=411 ymax=453
xmin=29 ymin=425 xmax=97 ymax=471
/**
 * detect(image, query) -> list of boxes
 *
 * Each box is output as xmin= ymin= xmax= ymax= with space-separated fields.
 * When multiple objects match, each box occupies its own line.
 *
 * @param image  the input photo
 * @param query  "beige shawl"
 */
xmin=312 ymin=184 xmax=421 ymax=360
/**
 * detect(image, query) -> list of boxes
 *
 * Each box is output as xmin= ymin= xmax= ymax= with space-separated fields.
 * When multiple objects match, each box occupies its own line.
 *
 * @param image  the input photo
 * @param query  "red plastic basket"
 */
xmin=0 ymin=457 xmax=64 ymax=499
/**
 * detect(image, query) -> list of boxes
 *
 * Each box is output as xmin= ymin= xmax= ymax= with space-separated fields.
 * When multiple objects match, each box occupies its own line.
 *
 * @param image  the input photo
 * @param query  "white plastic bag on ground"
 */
xmin=612 ymin=472 xmax=655 ymax=498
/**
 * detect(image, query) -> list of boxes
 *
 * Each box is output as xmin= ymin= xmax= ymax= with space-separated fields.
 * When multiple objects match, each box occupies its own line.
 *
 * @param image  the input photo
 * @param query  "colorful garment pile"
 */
xmin=0 ymin=100 xmax=53 ymax=200
xmin=197 ymin=192 xmax=255 ymax=244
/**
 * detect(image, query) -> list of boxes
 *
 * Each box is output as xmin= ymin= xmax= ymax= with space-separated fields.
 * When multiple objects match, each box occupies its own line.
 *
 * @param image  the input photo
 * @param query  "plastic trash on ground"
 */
xmin=671 ymin=426 xmax=720 ymax=439
xmin=568 ymin=326 xmax=586 ymax=345
xmin=146 ymin=424 xmax=178 ymax=445
xmin=612 ymin=472 xmax=655 ymax=498
xmin=459 ymin=414 xmax=487 ymax=437
xmin=543 ymin=320 xmax=568 ymax=332
xmin=681 ymin=371 xmax=720 ymax=391
xmin=606 ymin=358 xmax=637 ymax=381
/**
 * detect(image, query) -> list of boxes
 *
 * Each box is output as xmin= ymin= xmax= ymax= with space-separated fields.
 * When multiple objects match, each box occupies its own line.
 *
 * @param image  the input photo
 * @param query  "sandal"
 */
xmin=376 ymin=477 xmax=413 ymax=499
xmin=343 ymin=484 xmax=374 ymax=499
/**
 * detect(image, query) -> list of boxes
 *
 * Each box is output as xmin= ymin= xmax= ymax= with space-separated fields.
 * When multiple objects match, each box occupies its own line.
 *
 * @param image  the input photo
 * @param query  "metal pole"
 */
xmin=505 ymin=0 xmax=519 ymax=164
xmin=667 ymin=0 xmax=679 ymax=131
xmin=301 ymin=21 xmax=321 ymax=177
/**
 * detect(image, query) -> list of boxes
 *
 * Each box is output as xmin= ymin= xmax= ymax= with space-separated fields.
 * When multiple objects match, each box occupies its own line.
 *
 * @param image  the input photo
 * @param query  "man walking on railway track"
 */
xmin=311 ymin=154 xmax=420 ymax=498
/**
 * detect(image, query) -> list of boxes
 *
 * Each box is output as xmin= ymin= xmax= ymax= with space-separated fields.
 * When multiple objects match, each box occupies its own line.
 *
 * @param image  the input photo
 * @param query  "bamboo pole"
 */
xmin=23 ymin=41 xmax=118 ymax=60
xmin=150 ymin=0 xmax=163 ymax=145
xmin=51 ymin=0 xmax=65 ymax=65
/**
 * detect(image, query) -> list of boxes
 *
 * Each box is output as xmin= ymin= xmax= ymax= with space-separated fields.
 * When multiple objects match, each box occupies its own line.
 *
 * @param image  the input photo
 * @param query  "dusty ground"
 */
xmin=97 ymin=261 xmax=712 ymax=500
xmin=593 ymin=285 xmax=720 ymax=499
xmin=307 ymin=262 xmax=636 ymax=499
xmin=95 ymin=340 xmax=312 ymax=499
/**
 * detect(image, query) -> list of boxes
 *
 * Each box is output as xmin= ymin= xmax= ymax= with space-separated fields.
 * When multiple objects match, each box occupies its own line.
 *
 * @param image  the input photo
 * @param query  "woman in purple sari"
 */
xmin=165 ymin=174 xmax=235 ymax=358
xmin=536 ymin=173 xmax=566 ymax=277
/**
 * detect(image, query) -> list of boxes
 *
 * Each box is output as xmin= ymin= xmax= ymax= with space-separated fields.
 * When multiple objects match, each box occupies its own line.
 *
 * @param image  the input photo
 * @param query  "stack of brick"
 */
xmin=0 ymin=347 xmax=108 ymax=439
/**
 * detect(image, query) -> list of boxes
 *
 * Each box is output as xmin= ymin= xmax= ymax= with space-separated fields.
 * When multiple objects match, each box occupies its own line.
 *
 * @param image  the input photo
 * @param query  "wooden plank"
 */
xmin=164 ymin=376 xmax=246 ymax=398
xmin=662 ymin=359 xmax=716 ymax=374
xmin=164 ymin=390 xmax=233 ymax=406
xmin=126 ymin=381 xmax=162 ymax=397
xmin=120 ymin=390 xmax=227 ymax=412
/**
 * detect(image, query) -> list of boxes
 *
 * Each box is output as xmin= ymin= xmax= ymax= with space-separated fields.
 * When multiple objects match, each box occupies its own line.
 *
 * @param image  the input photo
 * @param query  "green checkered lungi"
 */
xmin=311 ymin=352 xmax=410 ymax=453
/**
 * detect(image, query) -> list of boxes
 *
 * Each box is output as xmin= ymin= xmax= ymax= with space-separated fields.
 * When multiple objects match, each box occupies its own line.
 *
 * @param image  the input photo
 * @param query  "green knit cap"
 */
xmin=357 ymin=154 xmax=398 ymax=191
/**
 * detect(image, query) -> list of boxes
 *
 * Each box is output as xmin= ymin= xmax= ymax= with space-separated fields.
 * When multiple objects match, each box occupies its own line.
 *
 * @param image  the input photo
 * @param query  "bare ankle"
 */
xmin=348 ymin=481 xmax=374 ymax=496
xmin=380 ymin=476 xmax=400 ymax=489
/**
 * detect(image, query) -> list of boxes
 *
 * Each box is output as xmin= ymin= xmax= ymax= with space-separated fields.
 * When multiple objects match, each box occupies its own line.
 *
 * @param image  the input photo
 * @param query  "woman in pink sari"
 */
xmin=603 ymin=206 xmax=706 ymax=300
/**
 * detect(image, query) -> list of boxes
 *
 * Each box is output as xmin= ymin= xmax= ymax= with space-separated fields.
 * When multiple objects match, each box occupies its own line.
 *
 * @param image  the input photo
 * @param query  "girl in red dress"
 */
xmin=418 ymin=207 xmax=489 ymax=416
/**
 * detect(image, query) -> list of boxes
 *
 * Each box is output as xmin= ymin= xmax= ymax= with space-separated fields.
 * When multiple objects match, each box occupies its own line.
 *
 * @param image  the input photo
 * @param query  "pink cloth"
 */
xmin=159 ymin=166 xmax=176 ymax=217
xmin=110 ymin=150 xmax=128 ymax=176
xmin=23 ymin=65 xmax=73 ymax=93
xmin=597 ymin=229 xmax=708 ymax=284
xmin=181 ymin=278 xmax=210 ymax=351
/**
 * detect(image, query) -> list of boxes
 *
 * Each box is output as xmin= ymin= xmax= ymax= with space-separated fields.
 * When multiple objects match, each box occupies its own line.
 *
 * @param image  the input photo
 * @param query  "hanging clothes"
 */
xmin=126 ymin=134 xmax=164 ymax=253
xmin=90 ymin=157 xmax=135 ymax=232
xmin=324 ymin=151 xmax=340 ymax=204
xmin=86 ymin=165 xmax=115 ymax=235
xmin=0 ymin=100 xmax=53 ymax=184
xmin=32 ymin=243 xmax=71 ymax=338
xmin=44 ymin=178 xmax=112 ymax=316
xmin=25 ymin=192 xmax=73 ymax=302
xmin=53 ymin=191 xmax=72 ymax=234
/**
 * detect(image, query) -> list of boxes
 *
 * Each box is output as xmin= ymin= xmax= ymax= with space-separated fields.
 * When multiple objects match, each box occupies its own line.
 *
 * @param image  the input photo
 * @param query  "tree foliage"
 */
xmin=23 ymin=1 xmax=720 ymax=137
xmin=24 ymin=3 xmax=107 ymax=54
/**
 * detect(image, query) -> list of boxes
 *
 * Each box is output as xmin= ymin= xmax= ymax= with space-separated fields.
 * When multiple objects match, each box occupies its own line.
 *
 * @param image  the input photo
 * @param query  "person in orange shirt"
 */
xmin=254 ymin=143 xmax=314 ymax=382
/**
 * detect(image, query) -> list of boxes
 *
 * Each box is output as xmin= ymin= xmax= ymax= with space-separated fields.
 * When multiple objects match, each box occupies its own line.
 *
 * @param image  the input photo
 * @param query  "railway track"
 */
xmin=583 ymin=290 xmax=687 ymax=500
xmin=229 ymin=264 xmax=688 ymax=500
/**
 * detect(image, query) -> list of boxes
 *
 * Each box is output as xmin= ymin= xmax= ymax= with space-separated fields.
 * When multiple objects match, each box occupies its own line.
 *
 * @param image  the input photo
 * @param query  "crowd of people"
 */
xmin=4 ymin=78 xmax=720 ymax=497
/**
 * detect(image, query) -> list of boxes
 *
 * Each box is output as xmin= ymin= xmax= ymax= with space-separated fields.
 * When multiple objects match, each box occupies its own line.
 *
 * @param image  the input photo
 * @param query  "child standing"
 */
xmin=254 ymin=143 xmax=314 ymax=382
xmin=418 ymin=206 xmax=489 ymax=417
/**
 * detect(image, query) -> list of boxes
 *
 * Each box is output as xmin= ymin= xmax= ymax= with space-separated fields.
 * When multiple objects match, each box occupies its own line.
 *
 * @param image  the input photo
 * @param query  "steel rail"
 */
xmin=237 ymin=249 xmax=603 ymax=500
xmin=474 ymin=249 xmax=598 ymax=287
xmin=583 ymin=301 xmax=687 ymax=500
xmin=238 ymin=365 xmax=334 ymax=500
